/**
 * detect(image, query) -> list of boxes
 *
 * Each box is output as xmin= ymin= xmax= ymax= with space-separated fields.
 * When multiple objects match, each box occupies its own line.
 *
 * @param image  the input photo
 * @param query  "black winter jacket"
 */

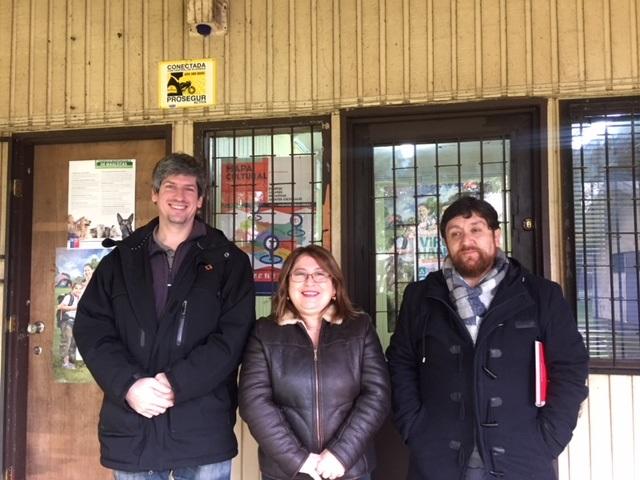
xmin=74 ymin=218 xmax=255 ymax=471
xmin=238 ymin=312 xmax=391 ymax=480
xmin=386 ymin=259 xmax=589 ymax=480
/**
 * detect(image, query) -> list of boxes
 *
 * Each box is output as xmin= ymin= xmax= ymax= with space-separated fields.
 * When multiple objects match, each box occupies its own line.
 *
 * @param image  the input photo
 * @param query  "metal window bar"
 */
xmin=207 ymin=124 xmax=326 ymax=297
xmin=632 ymin=114 xmax=640 ymax=355
xmin=571 ymin=107 xmax=640 ymax=364
xmin=604 ymin=118 xmax=618 ymax=364
xmin=374 ymin=139 xmax=512 ymax=336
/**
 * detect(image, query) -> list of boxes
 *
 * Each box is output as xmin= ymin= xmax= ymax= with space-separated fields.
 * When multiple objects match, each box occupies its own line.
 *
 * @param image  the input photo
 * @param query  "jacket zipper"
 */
xmin=176 ymin=300 xmax=188 ymax=346
xmin=314 ymin=348 xmax=322 ymax=450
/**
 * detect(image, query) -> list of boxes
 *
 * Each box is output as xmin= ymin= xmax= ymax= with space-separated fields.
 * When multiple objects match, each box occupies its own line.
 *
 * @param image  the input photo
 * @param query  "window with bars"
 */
xmin=201 ymin=121 xmax=330 ymax=316
xmin=566 ymin=101 xmax=640 ymax=370
xmin=373 ymin=139 xmax=512 ymax=347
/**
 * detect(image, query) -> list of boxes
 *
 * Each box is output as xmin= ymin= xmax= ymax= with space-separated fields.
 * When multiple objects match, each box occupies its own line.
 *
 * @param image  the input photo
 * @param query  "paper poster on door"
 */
xmin=68 ymin=159 xmax=136 ymax=249
xmin=53 ymin=248 xmax=110 ymax=383
xmin=219 ymin=156 xmax=315 ymax=295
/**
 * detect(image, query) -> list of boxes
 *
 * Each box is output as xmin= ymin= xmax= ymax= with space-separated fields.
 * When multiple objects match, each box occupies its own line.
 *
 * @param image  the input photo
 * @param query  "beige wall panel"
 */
xmin=339 ymin=0 xmax=358 ymax=101
xmin=10 ymin=0 xmax=32 ymax=120
xmin=164 ymin=0 xmax=187 ymax=60
xmin=86 ymin=1 xmax=107 ymax=114
xmin=48 ymin=1 xmax=69 ymax=117
xmin=361 ymin=0 xmax=381 ymax=100
xmin=239 ymin=422 xmax=259 ymax=480
xmin=588 ymin=374 xmax=614 ymax=480
xmin=610 ymin=375 xmax=636 ymax=480
xmin=67 ymin=0 xmax=88 ymax=114
xmin=105 ymin=0 xmax=126 ymax=112
xmin=315 ymin=0 xmax=335 ymax=102
xmin=530 ymin=0 xmax=553 ymax=90
xmin=295 ymin=0 xmax=313 ymax=106
xmin=384 ymin=0 xmax=405 ymax=98
xmin=145 ymin=0 xmax=166 ymax=113
xmin=505 ymin=0 xmax=527 ymax=93
xmin=455 ymin=0 xmax=477 ymax=96
xmin=8 ymin=0 xmax=640 ymax=127
xmin=0 ymin=2 xmax=12 ymax=121
xmin=227 ymin=0 xmax=248 ymax=108
xmin=609 ymin=0 xmax=635 ymax=87
xmin=481 ymin=0 xmax=502 ymax=94
xmin=408 ymin=0 xmax=428 ymax=97
xmin=271 ymin=0 xmax=290 ymax=106
xmin=30 ymin=0 xmax=51 ymax=119
xmin=583 ymin=0 xmax=607 ymax=87
xmin=556 ymin=0 xmax=582 ymax=86
xmin=249 ymin=0 xmax=268 ymax=107
xmin=633 ymin=377 xmax=640 ymax=480
xmin=184 ymin=26 xmax=207 ymax=61
xmin=563 ymin=395 xmax=591 ymax=480
xmin=124 ymin=0 xmax=145 ymax=114
xmin=432 ymin=0 xmax=453 ymax=95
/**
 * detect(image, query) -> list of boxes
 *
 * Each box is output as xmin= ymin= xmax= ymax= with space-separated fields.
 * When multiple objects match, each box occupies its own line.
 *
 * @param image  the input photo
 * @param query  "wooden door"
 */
xmin=11 ymin=138 xmax=166 ymax=479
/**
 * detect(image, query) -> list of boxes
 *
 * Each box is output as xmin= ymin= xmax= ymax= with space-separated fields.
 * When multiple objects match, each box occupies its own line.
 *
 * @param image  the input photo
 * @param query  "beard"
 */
xmin=451 ymin=247 xmax=496 ymax=278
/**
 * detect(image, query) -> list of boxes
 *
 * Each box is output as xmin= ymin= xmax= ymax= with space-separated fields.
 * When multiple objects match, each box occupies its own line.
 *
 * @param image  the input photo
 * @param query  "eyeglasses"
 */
xmin=290 ymin=270 xmax=331 ymax=283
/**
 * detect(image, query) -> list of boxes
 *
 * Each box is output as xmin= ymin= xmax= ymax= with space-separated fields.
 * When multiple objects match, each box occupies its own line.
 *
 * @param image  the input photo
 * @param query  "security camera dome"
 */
xmin=196 ymin=24 xmax=213 ymax=36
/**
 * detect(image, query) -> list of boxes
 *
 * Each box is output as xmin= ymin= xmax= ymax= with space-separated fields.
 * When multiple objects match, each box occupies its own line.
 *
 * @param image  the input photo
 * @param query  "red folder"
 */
xmin=534 ymin=340 xmax=548 ymax=407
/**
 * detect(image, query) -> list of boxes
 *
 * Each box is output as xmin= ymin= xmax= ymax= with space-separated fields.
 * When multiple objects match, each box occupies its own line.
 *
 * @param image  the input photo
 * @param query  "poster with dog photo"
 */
xmin=67 ymin=159 xmax=136 ymax=249
xmin=54 ymin=247 xmax=111 ymax=383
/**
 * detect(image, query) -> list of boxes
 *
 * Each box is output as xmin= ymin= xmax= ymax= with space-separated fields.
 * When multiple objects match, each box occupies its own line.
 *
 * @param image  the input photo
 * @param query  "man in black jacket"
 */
xmin=386 ymin=196 xmax=588 ymax=480
xmin=74 ymin=153 xmax=255 ymax=480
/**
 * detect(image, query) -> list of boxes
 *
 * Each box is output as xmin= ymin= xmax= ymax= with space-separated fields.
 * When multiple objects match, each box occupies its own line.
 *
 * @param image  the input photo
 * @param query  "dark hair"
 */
xmin=273 ymin=245 xmax=360 ymax=322
xmin=439 ymin=196 xmax=500 ymax=237
xmin=152 ymin=152 xmax=206 ymax=197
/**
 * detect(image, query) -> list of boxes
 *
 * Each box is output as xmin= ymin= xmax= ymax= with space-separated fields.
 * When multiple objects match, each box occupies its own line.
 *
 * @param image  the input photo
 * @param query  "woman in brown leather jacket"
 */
xmin=239 ymin=245 xmax=390 ymax=480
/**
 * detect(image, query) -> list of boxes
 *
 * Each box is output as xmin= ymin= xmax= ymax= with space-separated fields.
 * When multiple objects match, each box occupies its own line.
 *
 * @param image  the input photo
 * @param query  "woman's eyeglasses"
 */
xmin=290 ymin=270 xmax=331 ymax=283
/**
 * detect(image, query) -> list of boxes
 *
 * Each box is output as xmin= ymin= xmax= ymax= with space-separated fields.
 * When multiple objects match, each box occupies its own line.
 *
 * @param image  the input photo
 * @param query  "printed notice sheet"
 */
xmin=67 ymin=159 xmax=136 ymax=248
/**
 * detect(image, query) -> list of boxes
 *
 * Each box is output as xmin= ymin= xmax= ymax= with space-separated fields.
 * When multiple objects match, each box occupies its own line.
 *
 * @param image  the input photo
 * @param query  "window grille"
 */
xmin=202 ymin=122 xmax=329 ymax=315
xmin=567 ymin=101 xmax=640 ymax=369
xmin=373 ymin=139 xmax=512 ymax=347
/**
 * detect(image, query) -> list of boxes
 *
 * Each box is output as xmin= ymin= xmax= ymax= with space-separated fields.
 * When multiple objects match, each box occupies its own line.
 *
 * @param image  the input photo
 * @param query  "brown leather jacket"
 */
xmin=239 ymin=312 xmax=391 ymax=480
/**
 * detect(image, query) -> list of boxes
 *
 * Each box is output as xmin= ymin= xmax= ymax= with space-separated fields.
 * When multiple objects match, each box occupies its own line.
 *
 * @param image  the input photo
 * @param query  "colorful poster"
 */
xmin=53 ymin=248 xmax=111 ymax=383
xmin=68 ymin=159 xmax=136 ymax=249
xmin=219 ymin=156 xmax=316 ymax=295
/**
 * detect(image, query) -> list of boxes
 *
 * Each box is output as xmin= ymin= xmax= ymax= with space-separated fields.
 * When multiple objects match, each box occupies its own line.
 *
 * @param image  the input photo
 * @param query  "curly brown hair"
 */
xmin=273 ymin=245 xmax=360 ymax=322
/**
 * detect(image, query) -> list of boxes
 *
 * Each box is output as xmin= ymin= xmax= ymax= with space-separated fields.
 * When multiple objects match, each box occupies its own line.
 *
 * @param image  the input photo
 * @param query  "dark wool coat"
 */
xmin=239 ymin=313 xmax=391 ymax=480
xmin=74 ymin=218 xmax=255 ymax=471
xmin=386 ymin=259 xmax=589 ymax=480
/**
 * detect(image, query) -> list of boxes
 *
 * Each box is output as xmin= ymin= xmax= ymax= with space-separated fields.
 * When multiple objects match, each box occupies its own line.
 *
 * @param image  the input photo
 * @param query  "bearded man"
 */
xmin=387 ymin=196 xmax=588 ymax=480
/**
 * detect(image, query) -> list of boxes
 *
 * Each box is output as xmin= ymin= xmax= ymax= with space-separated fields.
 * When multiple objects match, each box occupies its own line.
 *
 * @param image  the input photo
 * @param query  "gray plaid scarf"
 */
xmin=443 ymin=249 xmax=509 ymax=340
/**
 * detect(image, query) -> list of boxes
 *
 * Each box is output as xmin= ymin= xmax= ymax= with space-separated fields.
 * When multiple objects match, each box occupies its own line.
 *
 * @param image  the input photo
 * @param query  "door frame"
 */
xmin=341 ymin=100 xmax=548 ymax=480
xmin=2 ymin=125 xmax=172 ymax=479
xmin=342 ymin=99 xmax=548 ymax=320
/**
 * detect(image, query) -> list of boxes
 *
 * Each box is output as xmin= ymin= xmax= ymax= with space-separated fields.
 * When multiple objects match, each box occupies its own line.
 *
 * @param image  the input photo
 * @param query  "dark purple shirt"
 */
xmin=148 ymin=220 xmax=207 ymax=318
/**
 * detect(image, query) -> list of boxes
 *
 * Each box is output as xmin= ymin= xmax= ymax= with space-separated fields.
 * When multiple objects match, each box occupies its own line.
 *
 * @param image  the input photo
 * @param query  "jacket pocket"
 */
xmin=168 ymin=391 xmax=231 ymax=435
xmin=538 ymin=418 xmax=566 ymax=458
xmin=98 ymin=398 xmax=141 ymax=436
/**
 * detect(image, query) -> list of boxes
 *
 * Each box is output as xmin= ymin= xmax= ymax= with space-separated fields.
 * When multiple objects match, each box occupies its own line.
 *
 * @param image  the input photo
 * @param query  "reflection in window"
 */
xmin=373 ymin=140 xmax=511 ymax=347
xmin=204 ymin=124 xmax=328 ymax=317
xmin=571 ymin=112 xmax=640 ymax=366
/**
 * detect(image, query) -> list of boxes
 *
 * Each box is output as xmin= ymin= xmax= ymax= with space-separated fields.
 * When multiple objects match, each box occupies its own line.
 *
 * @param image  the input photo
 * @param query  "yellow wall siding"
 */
xmin=560 ymin=375 xmax=640 ymax=480
xmin=5 ymin=0 xmax=640 ymax=128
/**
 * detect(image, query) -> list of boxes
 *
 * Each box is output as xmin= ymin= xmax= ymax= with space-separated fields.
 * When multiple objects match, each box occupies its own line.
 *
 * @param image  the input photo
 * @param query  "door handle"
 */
xmin=521 ymin=217 xmax=535 ymax=231
xmin=26 ymin=321 xmax=45 ymax=335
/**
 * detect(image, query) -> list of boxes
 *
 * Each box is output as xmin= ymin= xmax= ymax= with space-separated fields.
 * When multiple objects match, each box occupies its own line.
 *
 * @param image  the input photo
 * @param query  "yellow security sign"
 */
xmin=159 ymin=59 xmax=216 ymax=109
